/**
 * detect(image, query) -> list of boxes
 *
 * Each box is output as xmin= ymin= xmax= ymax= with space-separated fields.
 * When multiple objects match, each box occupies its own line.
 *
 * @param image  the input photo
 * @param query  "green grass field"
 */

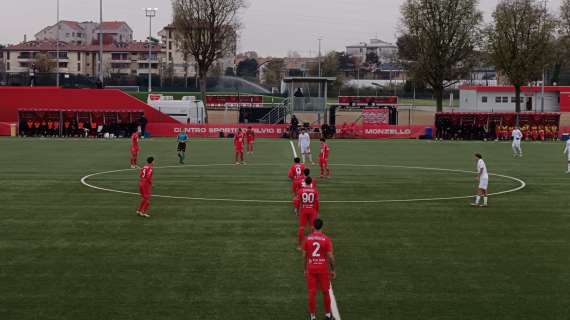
xmin=1 ymin=138 xmax=569 ymax=320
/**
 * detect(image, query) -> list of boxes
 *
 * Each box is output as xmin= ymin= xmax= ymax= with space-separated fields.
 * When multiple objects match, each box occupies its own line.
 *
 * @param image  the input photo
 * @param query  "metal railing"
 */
xmin=259 ymin=98 xmax=290 ymax=124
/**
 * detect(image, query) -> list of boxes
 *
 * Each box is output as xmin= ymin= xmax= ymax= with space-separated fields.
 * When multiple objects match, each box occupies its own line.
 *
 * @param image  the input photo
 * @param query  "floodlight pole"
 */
xmin=145 ymin=8 xmax=157 ymax=93
xmin=99 ymin=0 xmax=104 ymax=85
xmin=56 ymin=0 xmax=60 ymax=87
xmin=541 ymin=68 xmax=545 ymax=113
xmin=318 ymin=38 xmax=322 ymax=77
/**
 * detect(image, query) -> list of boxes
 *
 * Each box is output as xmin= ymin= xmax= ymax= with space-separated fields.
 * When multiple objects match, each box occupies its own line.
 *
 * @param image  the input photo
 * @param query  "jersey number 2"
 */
xmin=312 ymin=242 xmax=321 ymax=257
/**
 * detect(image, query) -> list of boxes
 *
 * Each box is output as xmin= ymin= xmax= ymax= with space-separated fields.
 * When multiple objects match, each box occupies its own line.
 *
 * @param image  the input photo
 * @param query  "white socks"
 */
xmin=567 ymin=163 xmax=570 ymax=172
xmin=483 ymin=197 xmax=488 ymax=205
xmin=475 ymin=196 xmax=481 ymax=204
xmin=302 ymin=154 xmax=306 ymax=163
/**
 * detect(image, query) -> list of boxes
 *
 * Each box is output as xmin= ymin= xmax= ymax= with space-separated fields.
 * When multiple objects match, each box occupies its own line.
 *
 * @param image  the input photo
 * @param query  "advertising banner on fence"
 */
xmin=147 ymin=123 xmax=430 ymax=139
xmin=362 ymin=109 xmax=390 ymax=125
xmin=147 ymin=123 xmax=289 ymax=138
xmin=337 ymin=124 xmax=428 ymax=139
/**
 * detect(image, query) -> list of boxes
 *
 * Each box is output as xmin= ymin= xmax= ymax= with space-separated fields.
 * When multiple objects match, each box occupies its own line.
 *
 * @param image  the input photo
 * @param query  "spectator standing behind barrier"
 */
xmin=139 ymin=115 xmax=148 ymax=138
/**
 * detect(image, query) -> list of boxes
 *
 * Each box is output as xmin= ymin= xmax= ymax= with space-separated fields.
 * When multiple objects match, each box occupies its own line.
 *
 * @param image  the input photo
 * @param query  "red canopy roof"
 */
xmin=0 ymin=87 xmax=177 ymax=123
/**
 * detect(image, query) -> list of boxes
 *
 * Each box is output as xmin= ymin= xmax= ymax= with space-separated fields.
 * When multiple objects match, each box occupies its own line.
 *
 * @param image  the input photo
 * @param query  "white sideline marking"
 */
xmin=289 ymin=140 xmax=298 ymax=158
xmin=329 ymin=282 xmax=341 ymax=320
xmin=80 ymin=163 xmax=526 ymax=204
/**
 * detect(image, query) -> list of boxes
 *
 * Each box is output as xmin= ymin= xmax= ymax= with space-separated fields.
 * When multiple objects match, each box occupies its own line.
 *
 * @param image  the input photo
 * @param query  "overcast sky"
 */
xmin=0 ymin=0 xmax=562 ymax=57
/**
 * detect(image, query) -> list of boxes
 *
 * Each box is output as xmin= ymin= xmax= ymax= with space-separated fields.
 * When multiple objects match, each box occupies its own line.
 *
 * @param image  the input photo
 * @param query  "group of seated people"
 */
xmin=495 ymin=124 xmax=559 ymax=141
xmin=436 ymin=121 xmax=560 ymax=141
xmin=19 ymin=118 xmax=140 ymax=138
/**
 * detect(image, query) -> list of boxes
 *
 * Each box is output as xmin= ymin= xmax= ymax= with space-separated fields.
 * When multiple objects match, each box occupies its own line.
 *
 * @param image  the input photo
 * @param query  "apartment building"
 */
xmin=35 ymin=21 xmax=133 ymax=45
xmin=346 ymin=38 xmax=398 ymax=63
xmin=158 ymin=24 xmax=236 ymax=78
xmin=2 ymin=40 xmax=161 ymax=77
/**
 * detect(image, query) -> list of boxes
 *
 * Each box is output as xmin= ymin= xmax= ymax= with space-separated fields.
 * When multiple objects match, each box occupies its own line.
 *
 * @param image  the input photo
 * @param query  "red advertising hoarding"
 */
xmin=205 ymin=95 xmax=263 ymax=108
xmin=362 ymin=109 xmax=390 ymax=125
xmin=146 ymin=123 xmax=429 ymax=139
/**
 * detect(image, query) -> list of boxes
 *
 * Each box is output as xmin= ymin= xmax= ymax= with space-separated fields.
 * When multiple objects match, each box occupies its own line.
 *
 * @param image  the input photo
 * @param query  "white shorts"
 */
xmin=479 ymin=177 xmax=489 ymax=190
xmin=512 ymin=140 xmax=521 ymax=147
xmin=300 ymin=145 xmax=311 ymax=154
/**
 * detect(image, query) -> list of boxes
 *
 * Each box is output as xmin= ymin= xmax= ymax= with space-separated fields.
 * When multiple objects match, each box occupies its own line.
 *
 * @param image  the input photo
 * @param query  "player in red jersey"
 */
xmin=234 ymin=128 xmax=246 ymax=165
xmin=137 ymin=157 xmax=154 ymax=218
xmin=130 ymin=131 xmax=141 ymax=168
xmin=303 ymin=218 xmax=336 ymax=320
xmin=319 ymin=138 xmax=331 ymax=179
xmin=246 ymin=126 xmax=255 ymax=154
xmin=295 ymin=177 xmax=319 ymax=248
xmin=288 ymin=157 xmax=305 ymax=194
xmin=293 ymin=168 xmax=318 ymax=197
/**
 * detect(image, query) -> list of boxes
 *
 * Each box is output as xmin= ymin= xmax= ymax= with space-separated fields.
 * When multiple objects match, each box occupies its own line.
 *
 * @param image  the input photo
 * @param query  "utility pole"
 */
xmin=56 ymin=0 xmax=60 ymax=87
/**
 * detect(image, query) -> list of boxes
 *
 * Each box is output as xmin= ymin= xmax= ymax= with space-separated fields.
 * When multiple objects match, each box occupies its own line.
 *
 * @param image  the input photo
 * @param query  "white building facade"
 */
xmin=346 ymin=39 xmax=398 ymax=64
xmin=459 ymin=85 xmax=570 ymax=112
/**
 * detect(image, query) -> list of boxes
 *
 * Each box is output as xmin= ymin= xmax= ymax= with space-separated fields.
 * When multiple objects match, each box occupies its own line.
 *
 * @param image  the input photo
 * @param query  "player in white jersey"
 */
xmin=471 ymin=153 xmax=489 ymax=207
xmin=564 ymin=140 xmax=570 ymax=173
xmin=512 ymin=127 xmax=523 ymax=157
xmin=298 ymin=128 xmax=314 ymax=164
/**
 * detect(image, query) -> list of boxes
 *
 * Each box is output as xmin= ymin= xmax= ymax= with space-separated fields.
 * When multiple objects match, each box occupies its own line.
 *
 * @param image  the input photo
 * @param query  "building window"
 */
xmin=6 ymin=62 xmax=10 ymax=70
xmin=495 ymin=96 xmax=502 ymax=103
xmin=502 ymin=96 xmax=509 ymax=103
xmin=169 ymin=30 xmax=172 ymax=38
xmin=482 ymin=96 xmax=488 ymax=103
xmin=111 ymin=53 xmax=128 ymax=60
xmin=169 ymin=52 xmax=172 ymax=61
xmin=7 ymin=51 xmax=10 ymax=60
xmin=66 ymin=33 xmax=70 ymax=38
xmin=77 ymin=63 xmax=81 ymax=71
xmin=77 ymin=52 xmax=81 ymax=61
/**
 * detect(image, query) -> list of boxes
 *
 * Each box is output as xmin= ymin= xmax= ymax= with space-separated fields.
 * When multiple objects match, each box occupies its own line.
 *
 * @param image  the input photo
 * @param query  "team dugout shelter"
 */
xmin=0 ymin=87 xmax=177 ymax=136
xmin=435 ymin=112 xmax=561 ymax=141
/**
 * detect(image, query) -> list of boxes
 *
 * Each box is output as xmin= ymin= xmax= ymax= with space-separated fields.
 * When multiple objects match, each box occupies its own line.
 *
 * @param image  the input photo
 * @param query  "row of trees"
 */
xmin=399 ymin=0 xmax=570 ymax=113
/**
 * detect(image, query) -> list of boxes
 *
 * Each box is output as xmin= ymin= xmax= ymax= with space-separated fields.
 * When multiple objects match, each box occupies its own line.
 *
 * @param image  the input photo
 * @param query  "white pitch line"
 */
xmin=329 ymin=282 xmax=341 ymax=320
xmin=289 ymin=140 xmax=298 ymax=158
xmin=80 ymin=163 xmax=526 ymax=204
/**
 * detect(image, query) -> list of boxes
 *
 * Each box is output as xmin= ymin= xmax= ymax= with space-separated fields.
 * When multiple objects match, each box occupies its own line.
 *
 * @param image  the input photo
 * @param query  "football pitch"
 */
xmin=1 ymin=138 xmax=569 ymax=320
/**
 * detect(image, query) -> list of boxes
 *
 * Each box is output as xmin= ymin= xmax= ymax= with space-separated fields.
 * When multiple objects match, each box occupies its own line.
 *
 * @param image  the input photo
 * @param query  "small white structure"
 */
xmin=459 ymin=85 xmax=570 ymax=112
xmin=147 ymin=94 xmax=205 ymax=124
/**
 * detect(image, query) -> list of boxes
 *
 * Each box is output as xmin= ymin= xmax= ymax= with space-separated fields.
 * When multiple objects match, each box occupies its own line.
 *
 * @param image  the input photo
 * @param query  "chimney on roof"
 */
xmin=24 ymin=34 xmax=27 ymax=42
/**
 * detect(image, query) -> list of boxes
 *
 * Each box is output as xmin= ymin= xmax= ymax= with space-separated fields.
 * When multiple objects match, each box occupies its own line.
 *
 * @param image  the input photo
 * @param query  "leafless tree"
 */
xmin=486 ymin=0 xmax=556 ymax=117
xmin=172 ymin=0 xmax=245 ymax=122
xmin=400 ymin=0 xmax=483 ymax=111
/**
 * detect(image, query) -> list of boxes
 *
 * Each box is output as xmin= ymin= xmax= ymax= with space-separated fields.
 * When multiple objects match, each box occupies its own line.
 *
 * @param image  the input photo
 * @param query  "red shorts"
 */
xmin=319 ymin=158 xmax=328 ymax=167
xmin=235 ymin=146 xmax=244 ymax=153
xmin=139 ymin=183 xmax=152 ymax=198
xmin=299 ymin=208 xmax=317 ymax=226
xmin=306 ymin=272 xmax=330 ymax=293
xmin=131 ymin=148 xmax=139 ymax=156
